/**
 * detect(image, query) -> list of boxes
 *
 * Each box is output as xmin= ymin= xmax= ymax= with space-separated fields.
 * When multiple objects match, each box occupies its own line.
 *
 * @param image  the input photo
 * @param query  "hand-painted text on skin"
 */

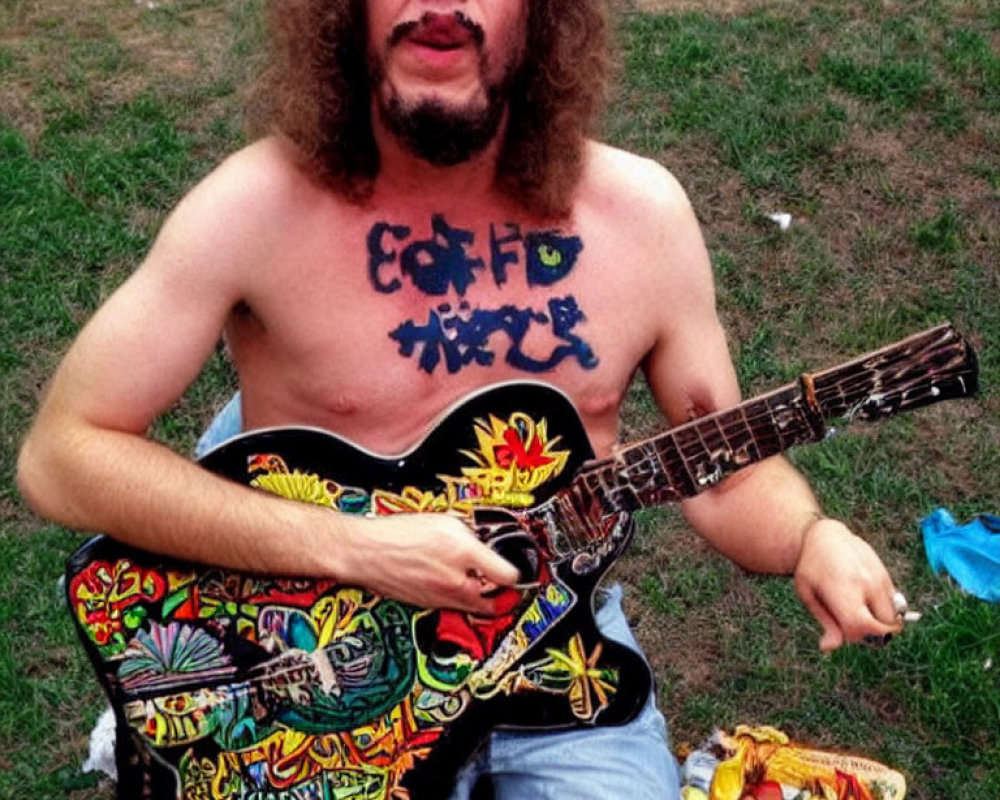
xmin=368 ymin=215 xmax=598 ymax=374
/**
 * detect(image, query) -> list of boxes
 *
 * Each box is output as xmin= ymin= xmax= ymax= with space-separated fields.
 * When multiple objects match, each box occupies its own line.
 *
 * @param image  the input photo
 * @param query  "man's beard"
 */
xmin=378 ymin=76 xmax=510 ymax=167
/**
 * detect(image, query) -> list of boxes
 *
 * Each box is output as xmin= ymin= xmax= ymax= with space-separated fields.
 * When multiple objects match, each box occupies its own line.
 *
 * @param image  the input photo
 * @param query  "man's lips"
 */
xmin=391 ymin=11 xmax=484 ymax=51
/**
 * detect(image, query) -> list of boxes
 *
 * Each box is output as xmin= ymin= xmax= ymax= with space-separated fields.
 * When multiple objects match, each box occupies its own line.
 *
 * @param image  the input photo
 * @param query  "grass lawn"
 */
xmin=2 ymin=1 xmax=998 ymax=798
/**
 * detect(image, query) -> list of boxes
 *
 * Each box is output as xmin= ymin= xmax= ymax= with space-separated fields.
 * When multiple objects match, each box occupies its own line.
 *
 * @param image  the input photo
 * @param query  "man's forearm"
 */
xmin=18 ymin=419 xmax=521 ymax=615
xmin=680 ymin=454 xmax=823 ymax=574
xmin=17 ymin=421 xmax=352 ymax=578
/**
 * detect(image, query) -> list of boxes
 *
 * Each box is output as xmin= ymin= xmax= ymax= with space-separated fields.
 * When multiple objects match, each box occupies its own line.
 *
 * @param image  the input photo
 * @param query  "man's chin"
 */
xmin=379 ymin=93 xmax=504 ymax=167
xmin=380 ymin=72 xmax=488 ymax=119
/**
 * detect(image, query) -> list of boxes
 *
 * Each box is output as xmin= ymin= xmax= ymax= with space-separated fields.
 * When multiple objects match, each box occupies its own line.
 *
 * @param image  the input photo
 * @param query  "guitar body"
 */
xmin=66 ymin=383 xmax=653 ymax=800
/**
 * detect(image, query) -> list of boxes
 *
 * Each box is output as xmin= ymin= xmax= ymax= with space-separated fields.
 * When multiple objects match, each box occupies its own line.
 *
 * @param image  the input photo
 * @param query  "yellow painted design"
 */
xmin=374 ymin=411 xmax=571 ymax=514
xmin=541 ymin=634 xmax=616 ymax=721
xmin=251 ymin=470 xmax=341 ymax=507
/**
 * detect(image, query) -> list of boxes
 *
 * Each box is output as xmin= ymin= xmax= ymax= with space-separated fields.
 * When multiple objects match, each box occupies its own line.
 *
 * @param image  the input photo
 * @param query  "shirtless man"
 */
xmin=18 ymin=2 xmax=903 ymax=798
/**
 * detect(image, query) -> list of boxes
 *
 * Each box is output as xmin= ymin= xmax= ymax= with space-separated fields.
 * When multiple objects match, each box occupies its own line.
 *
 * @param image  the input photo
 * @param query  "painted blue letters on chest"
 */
xmin=367 ymin=216 xmax=597 ymax=375
xmin=390 ymin=298 xmax=598 ymax=375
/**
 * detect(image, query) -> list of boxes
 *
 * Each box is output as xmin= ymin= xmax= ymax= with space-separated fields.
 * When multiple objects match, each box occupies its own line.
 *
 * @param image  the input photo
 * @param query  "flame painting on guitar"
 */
xmin=65 ymin=324 xmax=978 ymax=800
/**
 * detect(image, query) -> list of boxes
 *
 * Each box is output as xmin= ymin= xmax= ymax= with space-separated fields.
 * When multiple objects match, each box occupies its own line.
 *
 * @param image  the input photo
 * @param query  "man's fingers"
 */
xmin=440 ymin=514 xmax=521 ymax=586
xmin=804 ymin=581 xmax=906 ymax=651
xmin=799 ymin=585 xmax=845 ymax=652
xmin=470 ymin=547 xmax=521 ymax=587
xmin=818 ymin=627 xmax=845 ymax=653
xmin=793 ymin=519 xmax=911 ymax=651
xmin=454 ymin=573 xmax=522 ymax=617
xmin=363 ymin=513 xmax=525 ymax=612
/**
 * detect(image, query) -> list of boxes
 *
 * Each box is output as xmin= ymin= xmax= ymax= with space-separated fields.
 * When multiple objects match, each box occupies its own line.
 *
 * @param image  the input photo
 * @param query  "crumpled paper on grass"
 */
xmin=82 ymin=705 xmax=117 ymax=781
xmin=921 ymin=508 xmax=1000 ymax=603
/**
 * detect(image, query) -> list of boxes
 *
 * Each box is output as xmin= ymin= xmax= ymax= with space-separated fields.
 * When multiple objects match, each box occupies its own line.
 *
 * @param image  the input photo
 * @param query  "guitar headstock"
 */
xmin=811 ymin=323 xmax=979 ymax=423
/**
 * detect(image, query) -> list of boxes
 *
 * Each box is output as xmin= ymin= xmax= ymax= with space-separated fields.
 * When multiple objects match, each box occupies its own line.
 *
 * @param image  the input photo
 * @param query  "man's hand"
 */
xmin=342 ymin=513 xmax=522 ymax=616
xmin=793 ymin=517 xmax=904 ymax=652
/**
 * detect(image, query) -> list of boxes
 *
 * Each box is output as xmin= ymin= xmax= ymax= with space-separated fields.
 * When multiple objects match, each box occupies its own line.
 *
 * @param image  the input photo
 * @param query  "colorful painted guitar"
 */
xmin=66 ymin=323 xmax=978 ymax=800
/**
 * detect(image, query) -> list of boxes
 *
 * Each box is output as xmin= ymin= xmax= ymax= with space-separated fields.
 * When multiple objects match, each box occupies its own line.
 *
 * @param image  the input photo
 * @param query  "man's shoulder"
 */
xmin=580 ymin=142 xmax=691 ymax=220
xmin=575 ymin=142 xmax=702 ymax=265
xmin=163 ymin=136 xmax=346 ymax=259
xmin=200 ymin=136 xmax=326 ymax=211
xmin=144 ymin=137 xmax=346 ymax=283
xmin=575 ymin=142 xmax=711 ymax=294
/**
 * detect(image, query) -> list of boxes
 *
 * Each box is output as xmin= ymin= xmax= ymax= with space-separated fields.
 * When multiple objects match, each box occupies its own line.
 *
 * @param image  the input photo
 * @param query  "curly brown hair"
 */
xmin=246 ymin=0 xmax=614 ymax=218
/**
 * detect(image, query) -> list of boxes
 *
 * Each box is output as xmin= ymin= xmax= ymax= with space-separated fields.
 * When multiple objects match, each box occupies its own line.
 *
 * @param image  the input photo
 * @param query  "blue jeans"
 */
xmin=447 ymin=583 xmax=680 ymax=800
xmin=197 ymin=394 xmax=681 ymax=800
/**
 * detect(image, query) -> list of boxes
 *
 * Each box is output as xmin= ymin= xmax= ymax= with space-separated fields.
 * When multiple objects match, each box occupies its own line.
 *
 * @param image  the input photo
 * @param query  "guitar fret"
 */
xmin=714 ymin=407 xmax=759 ymax=469
xmin=619 ymin=446 xmax=653 ymax=505
xmin=607 ymin=448 xmax=646 ymax=511
xmin=743 ymin=397 xmax=782 ymax=455
xmin=600 ymin=446 xmax=651 ymax=511
xmin=740 ymin=409 xmax=764 ymax=463
xmin=711 ymin=413 xmax=736 ymax=460
xmin=646 ymin=440 xmax=684 ymax=505
xmin=583 ymin=468 xmax=623 ymax=518
xmin=671 ymin=426 xmax=707 ymax=487
xmin=754 ymin=399 xmax=786 ymax=453
xmin=629 ymin=445 xmax=678 ymax=507
xmin=692 ymin=418 xmax=722 ymax=482
xmin=654 ymin=433 xmax=699 ymax=499
xmin=570 ymin=483 xmax=601 ymax=539
xmin=746 ymin=389 xmax=820 ymax=457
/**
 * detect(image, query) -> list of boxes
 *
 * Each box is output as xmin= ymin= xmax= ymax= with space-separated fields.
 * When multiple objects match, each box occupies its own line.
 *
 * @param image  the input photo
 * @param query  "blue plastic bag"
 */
xmin=921 ymin=508 xmax=1000 ymax=602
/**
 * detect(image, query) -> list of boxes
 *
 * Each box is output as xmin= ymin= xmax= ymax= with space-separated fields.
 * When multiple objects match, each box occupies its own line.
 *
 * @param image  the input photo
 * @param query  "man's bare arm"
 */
xmin=632 ymin=160 xmax=901 ymax=650
xmin=17 ymin=141 xmax=517 ymax=613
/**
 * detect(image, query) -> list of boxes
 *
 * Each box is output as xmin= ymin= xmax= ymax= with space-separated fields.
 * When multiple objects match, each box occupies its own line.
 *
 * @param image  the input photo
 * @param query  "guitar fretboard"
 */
xmin=533 ymin=384 xmax=822 ymax=547
xmin=529 ymin=323 xmax=977 ymax=549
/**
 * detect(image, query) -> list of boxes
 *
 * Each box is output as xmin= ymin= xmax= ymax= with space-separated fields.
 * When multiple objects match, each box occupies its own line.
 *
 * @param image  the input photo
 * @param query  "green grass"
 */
xmin=2 ymin=1 xmax=999 ymax=798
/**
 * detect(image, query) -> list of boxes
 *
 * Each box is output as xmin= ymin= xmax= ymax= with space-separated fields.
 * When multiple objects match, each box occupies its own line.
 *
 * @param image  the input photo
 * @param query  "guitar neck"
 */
xmin=576 ymin=382 xmax=820 ymax=513
xmin=546 ymin=324 xmax=978 ymax=522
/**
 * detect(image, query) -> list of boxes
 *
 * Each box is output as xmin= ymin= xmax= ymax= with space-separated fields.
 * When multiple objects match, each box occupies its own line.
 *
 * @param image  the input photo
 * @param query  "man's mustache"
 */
xmin=388 ymin=11 xmax=485 ymax=49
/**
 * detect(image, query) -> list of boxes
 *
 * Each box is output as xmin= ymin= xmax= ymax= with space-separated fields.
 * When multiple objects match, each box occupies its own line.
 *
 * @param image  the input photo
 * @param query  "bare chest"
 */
xmin=226 ymin=211 xmax=653 ymax=455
